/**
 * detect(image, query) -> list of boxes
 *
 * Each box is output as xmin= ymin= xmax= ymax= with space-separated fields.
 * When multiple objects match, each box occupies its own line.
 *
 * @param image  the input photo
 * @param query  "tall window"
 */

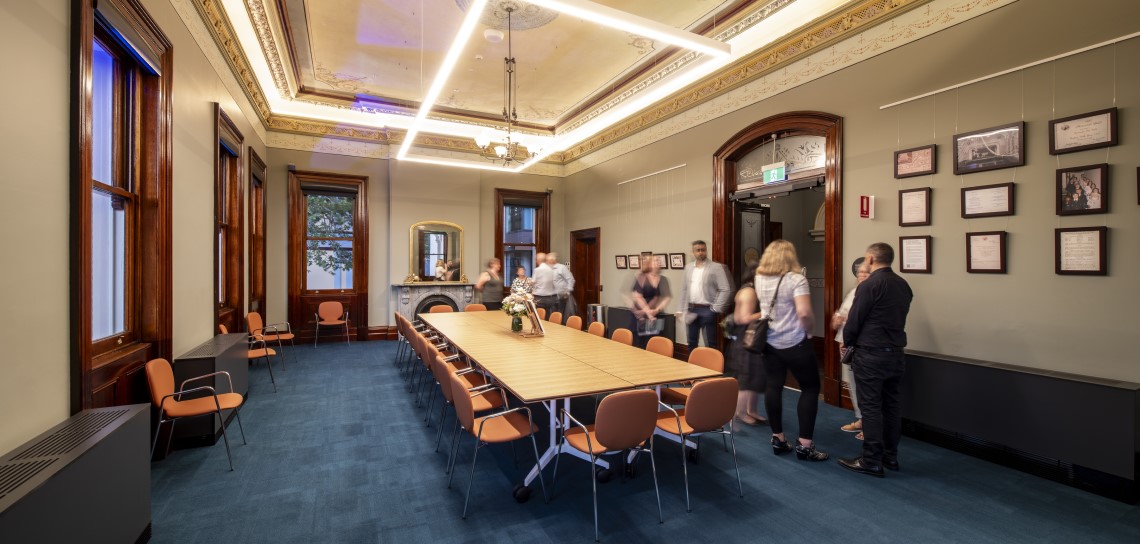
xmin=495 ymin=189 xmax=551 ymax=284
xmin=214 ymin=106 xmax=244 ymax=333
xmin=304 ymin=192 xmax=355 ymax=290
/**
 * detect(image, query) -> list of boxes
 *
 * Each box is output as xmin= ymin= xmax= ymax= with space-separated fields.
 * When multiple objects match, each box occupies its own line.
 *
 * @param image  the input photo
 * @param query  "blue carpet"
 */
xmin=150 ymin=342 xmax=1140 ymax=543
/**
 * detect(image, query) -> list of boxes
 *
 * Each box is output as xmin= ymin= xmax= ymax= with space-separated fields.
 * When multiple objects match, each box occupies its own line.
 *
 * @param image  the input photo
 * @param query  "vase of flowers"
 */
xmin=501 ymin=292 xmax=533 ymax=333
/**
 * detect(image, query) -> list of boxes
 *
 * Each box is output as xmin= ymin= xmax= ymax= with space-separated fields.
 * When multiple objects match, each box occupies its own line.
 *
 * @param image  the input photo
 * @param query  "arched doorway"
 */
xmin=712 ymin=111 xmax=846 ymax=407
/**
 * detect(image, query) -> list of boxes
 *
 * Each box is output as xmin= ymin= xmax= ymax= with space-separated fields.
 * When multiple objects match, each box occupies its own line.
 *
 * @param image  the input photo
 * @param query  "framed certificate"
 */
xmin=1056 ymin=164 xmax=1108 ymax=216
xmin=652 ymin=253 xmax=668 ymax=269
xmin=1055 ymin=227 xmax=1107 ymax=276
xmin=894 ymin=144 xmax=936 ymax=178
xmin=898 ymin=187 xmax=931 ymax=227
xmin=966 ymin=231 xmax=1007 ymax=274
xmin=615 ymin=255 xmax=627 ymax=269
xmin=899 ymin=235 xmax=932 ymax=274
xmin=669 ymin=253 xmax=686 ymax=269
xmin=961 ymin=182 xmax=1014 ymax=218
xmin=627 ymin=254 xmax=641 ymax=269
xmin=1049 ymin=108 xmax=1118 ymax=155
xmin=953 ymin=122 xmax=1025 ymax=175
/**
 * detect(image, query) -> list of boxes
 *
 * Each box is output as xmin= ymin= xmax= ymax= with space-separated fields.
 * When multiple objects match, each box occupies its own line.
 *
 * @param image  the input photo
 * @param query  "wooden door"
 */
xmin=570 ymin=228 xmax=601 ymax=322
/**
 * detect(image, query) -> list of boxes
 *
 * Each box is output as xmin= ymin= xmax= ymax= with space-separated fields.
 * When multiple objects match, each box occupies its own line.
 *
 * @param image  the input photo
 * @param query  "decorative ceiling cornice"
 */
xmin=193 ymin=0 xmax=273 ymax=121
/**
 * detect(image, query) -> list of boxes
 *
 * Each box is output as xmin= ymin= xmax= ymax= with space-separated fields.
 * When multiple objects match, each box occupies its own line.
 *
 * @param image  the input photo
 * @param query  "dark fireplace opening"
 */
xmin=415 ymin=295 xmax=458 ymax=315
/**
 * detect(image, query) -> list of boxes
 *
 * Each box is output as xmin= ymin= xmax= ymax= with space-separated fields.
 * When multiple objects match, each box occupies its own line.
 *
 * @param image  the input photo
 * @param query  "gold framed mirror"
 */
xmin=406 ymin=220 xmax=465 ymax=283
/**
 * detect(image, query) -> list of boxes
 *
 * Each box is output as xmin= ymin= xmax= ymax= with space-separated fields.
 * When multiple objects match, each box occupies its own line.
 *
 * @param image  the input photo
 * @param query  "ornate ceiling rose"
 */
xmin=455 ymin=0 xmax=559 ymax=30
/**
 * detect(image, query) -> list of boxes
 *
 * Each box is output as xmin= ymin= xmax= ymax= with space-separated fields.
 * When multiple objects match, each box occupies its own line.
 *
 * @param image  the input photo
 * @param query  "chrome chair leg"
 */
xmin=447 ymin=425 xmax=464 ymax=482
xmin=680 ymin=433 xmax=692 ymax=512
xmin=262 ymin=354 xmax=278 ymax=393
xmin=461 ymin=442 xmax=482 ymax=519
xmin=728 ymin=429 xmax=743 ymax=498
xmin=647 ymin=442 xmax=663 ymax=523
xmin=164 ymin=418 xmax=178 ymax=457
xmin=446 ymin=418 xmax=462 ymax=474
xmin=215 ymin=411 xmax=234 ymax=471
xmin=313 ymin=324 xmax=320 ymax=348
xmin=435 ymin=403 xmax=450 ymax=452
xmin=150 ymin=419 xmax=166 ymax=459
xmin=528 ymin=433 xmax=549 ymax=504
xmin=233 ymin=409 xmax=248 ymax=444
xmin=590 ymin=452 xmax=600 ymax=542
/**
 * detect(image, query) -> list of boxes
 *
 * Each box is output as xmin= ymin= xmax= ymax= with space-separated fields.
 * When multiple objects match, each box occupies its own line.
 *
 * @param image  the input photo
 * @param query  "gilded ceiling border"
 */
xmin=193 ymin=0 xmax=273 ymax=121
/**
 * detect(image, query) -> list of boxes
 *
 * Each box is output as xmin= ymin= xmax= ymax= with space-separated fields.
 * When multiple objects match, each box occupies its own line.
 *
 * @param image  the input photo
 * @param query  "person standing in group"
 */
xmin=532 ymin=252 xmax=558 ymax=317
xmin=727 ymin=274 xmax=767 ymax=426
xmin=839 ymin=242 xmax=913 ymax=478
xmin=755 ymin=240 xmax=827 ymax=461
xmin=679 ymin=240 xmax=732 ymax=353
xmin=548 ymin=252 xmax=576 ymax=320
xmin=434 ymin=259 xmax=447 ymax=281
xmin=475 ymin=258 xmax=505 ymax=311
xmin=833 ymin=258 xmax=871 ymax=440
xmin=629 ymin=256 xmax=671 ymax=349
xmin=510 ymin=265 xmax=534 ymax=294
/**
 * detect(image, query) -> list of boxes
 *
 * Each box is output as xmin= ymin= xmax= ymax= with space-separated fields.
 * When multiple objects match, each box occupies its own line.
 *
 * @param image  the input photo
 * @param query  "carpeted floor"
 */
xmin=150 ymin=341 xmax=1140 ymax=543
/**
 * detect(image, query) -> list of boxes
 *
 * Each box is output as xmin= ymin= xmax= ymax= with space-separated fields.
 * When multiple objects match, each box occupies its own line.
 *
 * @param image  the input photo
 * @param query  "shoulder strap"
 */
xmin=764 ymin=273 xmax=787 ymax=317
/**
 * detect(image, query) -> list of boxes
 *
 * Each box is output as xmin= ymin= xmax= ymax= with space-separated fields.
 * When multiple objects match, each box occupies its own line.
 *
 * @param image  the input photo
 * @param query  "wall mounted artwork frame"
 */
xmin=966 ymin=231 xmax=1007 ymax=274
xmin=961 ymin=182 xmax=1015 ymax=218
xmin=1049 ymin=107 xmax=1117 ymax=155
xmin=1055 ymin=227 xmax=1107 ymax=276
xmin=615 ymin=255 xmax=627 ymax=269
xmin=669 ymin=253 xmax=686 ymax=269
xmin=627 ymin=254 xmax=641 ymax=269
xmin=1056 ymin=164 xmax=1108 ymax=216
xmin=899 ymin=235 xmax=932 ymax=274
xmin=953 ymin=122 xmax=1025 ymax=175
xmin=899 ymin=187 xmax=931 ymax=226
xmin=894 ymin=144 xmax=936 ymax=178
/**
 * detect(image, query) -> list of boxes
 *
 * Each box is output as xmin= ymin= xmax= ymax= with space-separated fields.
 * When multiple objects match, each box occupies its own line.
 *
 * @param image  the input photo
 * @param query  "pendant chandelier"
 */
xmin=473 ymin=7 xmax=536 ymax=165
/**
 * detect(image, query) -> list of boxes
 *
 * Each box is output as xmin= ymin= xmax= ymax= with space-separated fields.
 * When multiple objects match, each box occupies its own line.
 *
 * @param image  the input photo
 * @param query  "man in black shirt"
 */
xmin=838 ymin=242 xmax=913 ymax=478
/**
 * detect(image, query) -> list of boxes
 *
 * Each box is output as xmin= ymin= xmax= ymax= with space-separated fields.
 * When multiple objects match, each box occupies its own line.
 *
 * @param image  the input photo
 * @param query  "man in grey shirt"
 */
xmin=548 ymin=252 xmax=575 ymax=320
xmin=532 ymin=252 xmax=558 ymax=318
xmin=678 ymin=240 xmax=733 ymax=353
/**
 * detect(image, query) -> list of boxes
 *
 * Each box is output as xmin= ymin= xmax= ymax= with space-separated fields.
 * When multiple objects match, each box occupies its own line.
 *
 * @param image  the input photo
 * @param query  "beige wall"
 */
xmin=0 ymin=0 xmax=265 ymax=453
xmin=565 ymin=0 xmax=1140 ymax=381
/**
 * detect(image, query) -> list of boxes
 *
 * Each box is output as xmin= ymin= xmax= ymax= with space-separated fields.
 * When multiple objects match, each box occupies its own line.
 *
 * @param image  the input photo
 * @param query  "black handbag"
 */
xmin=741 ymin=273 xmax=785 ymax=354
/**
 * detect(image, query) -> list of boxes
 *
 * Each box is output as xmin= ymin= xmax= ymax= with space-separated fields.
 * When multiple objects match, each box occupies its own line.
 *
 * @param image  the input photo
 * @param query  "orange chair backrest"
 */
xmin=646 ymin=336 xmax=673 ymax=358
xmin=429 ymin=355 xmax=454 ymax=404
xmin=588 ymin=321 xmax=605 ymax=337
xmin=429 ymin=305 xmax=453 ymax=313
xmin=611 ymin=328 xmax=633 ymax=346
xmin=687 ymin=347 xmax=725 ymax=373
xmin=144 ymin=358 xmax=175 ymax=407
xmin=449 ymin=373 xmax=476 ymax=431
xmin=318 ymin=301 xmax=344 ymax=321
xmin=595 ymin=389 xmax=659 ymax=450
xmin=465 ymin=304 xmax=487 ymax=312
xmin=247 ymin=312 xmax=265 ymax=333
xmin=536 ymin=308 xmax=546 ymax=320
xmin=686 ymin=378 xmax=738 ymax=433
xmin=565 ymin=315 xmax=582 ymax=330
xmin=549 ymin=311 xmax=563 ymax=324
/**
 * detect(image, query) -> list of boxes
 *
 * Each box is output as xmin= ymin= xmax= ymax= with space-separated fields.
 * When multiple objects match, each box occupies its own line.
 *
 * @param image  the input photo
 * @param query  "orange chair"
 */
xmin=656 ymin=377 xmax=743 ymax=512
xmin=661 ymin=347 xmax=724 ymax=406
xmin=429 ymin=305 xmax=454 ymax=313
xmin=220 ymin=324 xmax=277 ymax=392
xmin=587 ymin=321 xmax=605 ymax=337
xmin=611 ymin=328 xmax=633 ymax=346
xmin=565 ymin=315 xmax=583 ymax=330
xmin=646 ymin=336 xmax=674 ymax=358
xmin=314 ymin=301 xmax=350 ymax=347
xmin=554 ymin=389 xmax=663 ymax=541
xmin=145 ymin=358 xmax=247 ymax=470
xmin=464 ymin=304 xmax=487 ymax=312
xmin=446 ymin=373 xmax=547 ymax=518
xmin=549 ymin=311 xmax=563 ymax=324
xmin=536 ymin=307 xmax=547 ymax=321
xmin=247 ymin=311 xmax=295 ymax=368
xmin=428 ymin=355 xmax=503 ymax=455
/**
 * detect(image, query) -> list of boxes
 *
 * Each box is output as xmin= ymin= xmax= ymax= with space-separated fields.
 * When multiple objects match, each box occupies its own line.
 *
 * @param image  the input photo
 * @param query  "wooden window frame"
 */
xmin=248 ymin=149 xmax=267 ymax=316
xmin=71 ymin=0 xmax=173 ymax=411
xmin=495 ymin=188 xmax=550 ymax=293
xmin=214 ymin=104 xmax=245 ymax=333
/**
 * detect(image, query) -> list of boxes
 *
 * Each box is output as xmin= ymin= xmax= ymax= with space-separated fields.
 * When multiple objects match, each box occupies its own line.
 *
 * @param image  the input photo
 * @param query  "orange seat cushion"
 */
xmin=472 ymin=411 xmax=537 ymax=443
xmin=655 ymin=409 xmax=695 ymax=436
xmin=163 ymin=392 xmax=244 ymax=418
xmin=660 ymin=387 xmax=691 ymax=405
xmin=564 ymin=425 xmax=611 ymax=456
xmin=471 ymin=390 xmax=504 ymax=412
xmin=318 ymin=320 xmax=346 ymax=326
xmin=248 ymin=348 xmax=276 ymax=359
xmin=261 ymin=333 xmax=295 ymax=341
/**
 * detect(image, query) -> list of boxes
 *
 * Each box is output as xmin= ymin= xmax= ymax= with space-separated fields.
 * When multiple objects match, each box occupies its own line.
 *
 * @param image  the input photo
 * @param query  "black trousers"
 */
xmin=762 ymin=338 xmax=821 ymax=439
xmin=535 ymin=295 xmax=559 ymax=319
xmin=685 ymin=306 xmax=718 ymax=352
xmin=852 ymin=349 xmax=906 ymax=466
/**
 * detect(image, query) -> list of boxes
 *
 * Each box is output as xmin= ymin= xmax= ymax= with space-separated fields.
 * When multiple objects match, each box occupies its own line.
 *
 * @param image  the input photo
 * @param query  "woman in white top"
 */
xmin=756 ymin=240 xmax=827 ymax=461
xmin=434 ymin=259 xmax=447 ymax=281
xmin=833 ymin=258 xmax=871 ymax=439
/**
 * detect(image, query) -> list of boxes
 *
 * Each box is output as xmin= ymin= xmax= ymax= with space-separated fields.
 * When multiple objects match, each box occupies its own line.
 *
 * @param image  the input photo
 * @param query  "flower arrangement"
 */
xmin=501 ymin=292 xmax=533 ymax=318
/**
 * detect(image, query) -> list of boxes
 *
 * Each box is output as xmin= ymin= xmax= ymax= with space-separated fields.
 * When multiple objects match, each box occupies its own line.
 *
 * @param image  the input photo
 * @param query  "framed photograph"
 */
xmin=669 ymin=253 xmax=686 ymax=269
xmin=1055 ymin=227 xmax=1107 ymax=276
xmin=1056 ymin=164 xmax=1108 ymax=215
xmin=615 ymin=255 xmax=627 ymax=269
xmin=1049 ymin=107 xmax=1117 ymax=155
xmin=652 ymin=253 xmax=668 ymax=269
xmin=899 ymin=187 xmax=931 ymax=227
xmin=894 ymin=144 xmax=937 ymax=178
xmin=961 ymin=182 xmax=1015 ymax=218
xmin=952 ymin=122 xmax=1025 ymax=175
xmin=898 ymin=235 xmax=932 ymax=274
xmin=627 ymin=254 xmax=641 ymax=269
xmin=966 ymin=231 xmax=1007 ymax=274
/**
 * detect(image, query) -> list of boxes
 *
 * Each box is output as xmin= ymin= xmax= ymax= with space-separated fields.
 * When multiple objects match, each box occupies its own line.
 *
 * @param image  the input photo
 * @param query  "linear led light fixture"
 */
xmin=400 ymin=153 xmax=523 ymax=172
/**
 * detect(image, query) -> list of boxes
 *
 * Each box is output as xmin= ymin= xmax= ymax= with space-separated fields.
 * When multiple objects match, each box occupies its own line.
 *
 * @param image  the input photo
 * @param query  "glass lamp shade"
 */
xmin=494 ymin=145 xmax=508 ymax=157
xmin=474 ymin=132 xmax=491 ymax=149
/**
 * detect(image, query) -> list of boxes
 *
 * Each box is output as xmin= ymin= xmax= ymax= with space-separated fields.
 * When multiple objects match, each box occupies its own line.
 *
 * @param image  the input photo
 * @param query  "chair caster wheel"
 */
xmin=595 ymin=468 xmax=613 ymax=483
xmin=512 ymin=484 xmax=531 ymax=503
xmin=687 ymin=449 xmax=700 ymax=464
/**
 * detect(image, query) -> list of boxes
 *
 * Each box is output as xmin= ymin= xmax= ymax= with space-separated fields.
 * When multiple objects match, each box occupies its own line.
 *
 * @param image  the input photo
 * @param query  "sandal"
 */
xmin=841 ymin=420 xmax=862 ymax=432
xmin=855 ymin=432 xmax=864 ymax=441
xmin=735 ymin=414 xmax=761 ymax=426
xmin=746 ymin=413 xmax=769 ymax=425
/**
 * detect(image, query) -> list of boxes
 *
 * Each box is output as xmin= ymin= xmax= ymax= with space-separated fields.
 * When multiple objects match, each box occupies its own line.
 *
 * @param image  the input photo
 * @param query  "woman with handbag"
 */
xmin=755 ymin=240 xmax=827 ymax=461
xmin=727 ymin=279 xmax=768 ymax=425
xmin=630 ymin=256 xmax=671 ymax=349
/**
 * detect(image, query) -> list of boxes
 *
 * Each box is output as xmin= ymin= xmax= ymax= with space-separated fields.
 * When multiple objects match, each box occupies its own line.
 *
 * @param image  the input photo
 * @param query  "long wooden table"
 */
xmin=419 ymin=311 xmax=721 ymax=484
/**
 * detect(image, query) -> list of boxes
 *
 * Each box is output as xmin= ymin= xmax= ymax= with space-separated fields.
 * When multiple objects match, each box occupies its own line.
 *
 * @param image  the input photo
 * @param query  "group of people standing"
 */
xmin=475 ymin=252 xmax=576 ymax=320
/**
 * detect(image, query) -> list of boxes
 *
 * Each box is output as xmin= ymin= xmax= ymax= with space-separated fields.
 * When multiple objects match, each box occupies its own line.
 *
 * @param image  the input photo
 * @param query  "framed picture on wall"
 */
xmin=669 ymin=253 xmax=686 ymax=269
xmin=1056 ymin=164 xmax=1108 ymax=215
xmin=1055 ymin=227 xmax=1107 ymax=275
xmin=898 ymin=235 xmax=932 ymax=274
xmin=627 ymin=254 xmax=641 ymax=269
xmin=898 ymin=187 xmax=931 ymax=226
xmin=952 ymin=122 xmax=1025 ymax=175
xmin=966 ymin=231 xmax=1007 ymax=274
xmin=961 ymin=182 xmax=1015 ymax=218
xmin=615 ymin=255 xmax=627 ymax=269
xmin=1049 ymin=107 xmax=1117 ymax=155
xmin=652 ymin=253 xmax=668 ymax=269
xmin=894 ymin=144 xmax=936 ymax=178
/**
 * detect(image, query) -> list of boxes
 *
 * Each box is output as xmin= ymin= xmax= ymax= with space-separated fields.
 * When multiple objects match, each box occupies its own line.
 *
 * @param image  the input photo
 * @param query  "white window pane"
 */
xmin=92 ymin=191 xmax=125 ymax=339
xmin=92 ymin=41 xmax=115 ymax=185
xmin=307 ymin=240 xmax=353 ymax=289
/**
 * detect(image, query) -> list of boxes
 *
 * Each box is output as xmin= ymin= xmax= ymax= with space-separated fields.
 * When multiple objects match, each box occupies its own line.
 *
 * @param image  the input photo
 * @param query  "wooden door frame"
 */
xmin=713 ymin=111 xmax=844 ymax=406
xmin=569 ymin=227 xmax=601 ymax=318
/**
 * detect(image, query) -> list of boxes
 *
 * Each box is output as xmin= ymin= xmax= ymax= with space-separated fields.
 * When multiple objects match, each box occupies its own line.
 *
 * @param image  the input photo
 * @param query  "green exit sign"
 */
xmin=762 ymin=161 xmax=786 ymax=184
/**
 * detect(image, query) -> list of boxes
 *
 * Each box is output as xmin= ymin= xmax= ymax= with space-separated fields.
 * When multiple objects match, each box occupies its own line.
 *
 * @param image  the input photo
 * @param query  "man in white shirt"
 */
xmin=548 ymin=252 xmax=576 ymax=319
xmin=678 ymin=240 xmax=732 ymax=353
xmin=532 ymin=252 xmax=558 ymax=318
